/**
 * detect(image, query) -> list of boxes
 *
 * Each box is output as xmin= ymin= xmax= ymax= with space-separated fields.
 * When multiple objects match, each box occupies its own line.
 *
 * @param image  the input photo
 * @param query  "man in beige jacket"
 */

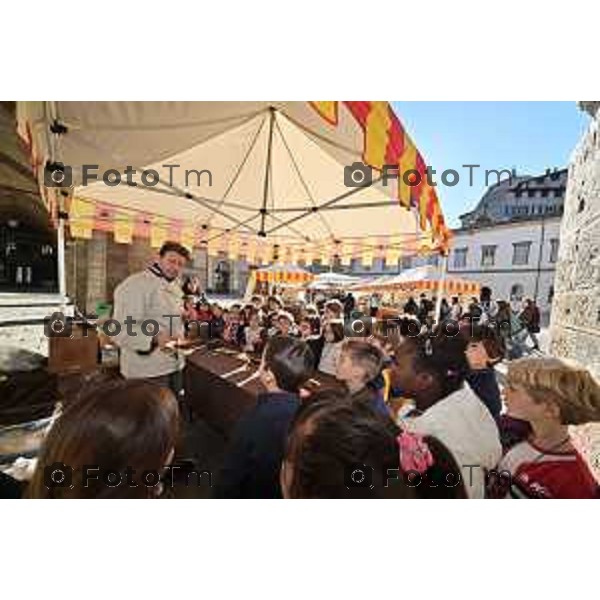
xmin=112 ymin=241 xmax=190 ymax=393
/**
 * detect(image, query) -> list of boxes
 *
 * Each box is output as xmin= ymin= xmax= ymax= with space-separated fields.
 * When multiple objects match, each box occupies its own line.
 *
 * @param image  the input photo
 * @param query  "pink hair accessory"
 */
xmin=397 ymin=431 xmax=434 ymax=473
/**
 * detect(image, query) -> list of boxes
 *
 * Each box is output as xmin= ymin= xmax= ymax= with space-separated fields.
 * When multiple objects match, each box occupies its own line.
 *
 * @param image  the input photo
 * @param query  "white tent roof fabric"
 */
xmin=385 ymin=265 xmax=439 ymax=285
xmin=351 ymin=265 xmax=479 ymax=293
xmin=307 ymin=272 xmax=359 ymax=289
xmin=255 ymin=264 xmax=312 ymax=275
xmin=19 ymin=102 xmax=427 ymax=248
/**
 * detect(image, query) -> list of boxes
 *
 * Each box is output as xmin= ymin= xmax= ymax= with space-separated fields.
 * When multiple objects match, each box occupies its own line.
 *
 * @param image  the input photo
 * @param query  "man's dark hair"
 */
xmin=267 ymin=295 xmax=283 ymax=308
xmin=159 ymin=241 xmax=191 ymax=260
xmin=264 ymin=337 xmax=315 ymax=393
xmin=480 ymin=286 xmax=492 ymax=302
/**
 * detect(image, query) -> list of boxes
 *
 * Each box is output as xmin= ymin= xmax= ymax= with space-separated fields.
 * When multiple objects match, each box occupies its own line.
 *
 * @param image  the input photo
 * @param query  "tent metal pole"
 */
xmin=206 ymin=113 xmax=267 ymax=228
xmin=259 ymin=107 xmax=277 ymax=236
xmin=265 ymin=174 xmax=384 ymax=236
xmin=57 ymin=196 xmax=67 ymax=311
xmin=434 ymin=253 xmax=448 ymax=324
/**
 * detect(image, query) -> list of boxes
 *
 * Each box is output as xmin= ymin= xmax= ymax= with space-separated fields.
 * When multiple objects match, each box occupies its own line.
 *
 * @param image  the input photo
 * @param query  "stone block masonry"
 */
xmin=550 ymin=102 xmax=600 ymax=481
xmin=550 ymin=102 xmax=600 ymax=377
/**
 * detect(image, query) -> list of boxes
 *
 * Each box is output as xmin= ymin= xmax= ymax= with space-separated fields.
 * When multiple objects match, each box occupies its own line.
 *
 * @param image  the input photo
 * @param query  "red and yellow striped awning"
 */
xmin=254 ymin=265 xmax=314 ymax=285
xmin=310 ymin=101 xmax=451 ymax=252
xmin=393 ymin=278 xmax=480 ymax=295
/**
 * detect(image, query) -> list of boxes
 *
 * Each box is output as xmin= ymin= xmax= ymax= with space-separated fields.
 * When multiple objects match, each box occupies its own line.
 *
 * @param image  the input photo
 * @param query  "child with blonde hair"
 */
xmin=493 ymin=357 xmax=600 ymax=498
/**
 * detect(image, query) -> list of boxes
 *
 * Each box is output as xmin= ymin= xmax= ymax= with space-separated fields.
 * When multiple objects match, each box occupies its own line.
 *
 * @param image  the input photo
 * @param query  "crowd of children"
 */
xmin=5 ymin=288 xmax=600 ymax=500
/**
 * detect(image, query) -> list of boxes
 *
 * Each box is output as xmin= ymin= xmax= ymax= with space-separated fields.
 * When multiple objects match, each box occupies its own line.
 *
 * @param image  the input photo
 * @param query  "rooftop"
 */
xmin=459 ymin=167 xmax=567 ymax=228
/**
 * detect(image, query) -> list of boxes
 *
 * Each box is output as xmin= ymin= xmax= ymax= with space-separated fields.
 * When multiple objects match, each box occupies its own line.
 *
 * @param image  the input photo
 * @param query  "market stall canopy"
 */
xmin=377 ymin=265 xmax=480 ymax=295
xmin=16 ymin=102 xmax=451 ymax=264
xmin=253 ymin=263 xmax=313 ymax=285
xmin=349 ymin=274 xmax=396 ymax=292
xmin=307 ymin=272 xmax=359 ymax=289
xmin=243 ymin=263 xmax=313 ymax=300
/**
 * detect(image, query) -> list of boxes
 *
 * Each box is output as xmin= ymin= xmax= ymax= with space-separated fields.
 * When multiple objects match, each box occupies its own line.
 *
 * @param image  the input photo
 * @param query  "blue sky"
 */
xmin=391 ymin=101 xmax=591 ymax=227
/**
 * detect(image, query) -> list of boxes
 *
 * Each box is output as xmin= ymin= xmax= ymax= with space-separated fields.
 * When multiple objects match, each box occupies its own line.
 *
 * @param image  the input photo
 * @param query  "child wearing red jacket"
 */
xmin=491 ymin=357 xmax=600 ymax=499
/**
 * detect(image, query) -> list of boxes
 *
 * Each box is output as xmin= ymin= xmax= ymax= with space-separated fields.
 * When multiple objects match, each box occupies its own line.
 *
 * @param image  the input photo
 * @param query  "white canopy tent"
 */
xmin=17 ymin=101 xmax=451 ymax=300
xmin=349 ymin=274 xmax=396 ymax=292
xmin=372 ymin=265 xmax=480 ymax=295
xmin=307 ymin=272 xmax=359 ymax=290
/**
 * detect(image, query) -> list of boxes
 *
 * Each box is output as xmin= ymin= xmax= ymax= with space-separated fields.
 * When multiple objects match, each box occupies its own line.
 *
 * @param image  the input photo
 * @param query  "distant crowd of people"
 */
xmin=3 ymin=242 xmax=599 ymax=500
xmin=398 ymin=286 xmax=542 ymax=358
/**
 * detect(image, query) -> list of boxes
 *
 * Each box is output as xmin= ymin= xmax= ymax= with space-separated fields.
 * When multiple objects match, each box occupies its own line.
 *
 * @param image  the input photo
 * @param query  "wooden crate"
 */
xmin=48 ymin=322 xmax=98 ymax=374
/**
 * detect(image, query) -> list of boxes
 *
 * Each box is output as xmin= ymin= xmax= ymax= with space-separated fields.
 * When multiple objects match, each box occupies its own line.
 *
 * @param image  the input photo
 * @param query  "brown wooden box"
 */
xmin=47 ymin=322 xmax=98 ymax=374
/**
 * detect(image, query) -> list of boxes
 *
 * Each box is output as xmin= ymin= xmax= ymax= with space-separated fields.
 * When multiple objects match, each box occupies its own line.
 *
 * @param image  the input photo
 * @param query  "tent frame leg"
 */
xmin=434 ymin=254 xmax=448 ymax=325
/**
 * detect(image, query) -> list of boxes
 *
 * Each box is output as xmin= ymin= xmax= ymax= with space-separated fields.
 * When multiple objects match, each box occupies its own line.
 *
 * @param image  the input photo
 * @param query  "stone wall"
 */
xmin=550 ymin=102 xmax=600 ymax=377
xmin=127 ymin=238 xmax=155 ymax=276
xmin=84 ymin=231 xmax=108 ymax=313
xmin=65 ymin=234 xmax=157 ymax=313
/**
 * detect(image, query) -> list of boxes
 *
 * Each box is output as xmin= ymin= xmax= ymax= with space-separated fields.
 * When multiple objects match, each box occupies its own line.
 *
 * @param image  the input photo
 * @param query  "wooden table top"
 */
xmin=184 ymin=343 xmax=345 ymax=436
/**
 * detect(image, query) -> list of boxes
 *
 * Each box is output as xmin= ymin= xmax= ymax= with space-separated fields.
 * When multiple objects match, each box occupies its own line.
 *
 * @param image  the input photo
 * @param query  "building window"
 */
xmin=512 ymin=241 xmax=531 ymax=265
xmin=453 ymin=247 xmax=468 ymax=268
xmin=401 ymin=256 xmax=412 ymax=271
xmin=481 ymin=245 xmax=496 ymax=267
xmin=549 ymin=238 xmax=559 ymax=263
xmin=350 ymin=258 xmax=360 ymax=271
